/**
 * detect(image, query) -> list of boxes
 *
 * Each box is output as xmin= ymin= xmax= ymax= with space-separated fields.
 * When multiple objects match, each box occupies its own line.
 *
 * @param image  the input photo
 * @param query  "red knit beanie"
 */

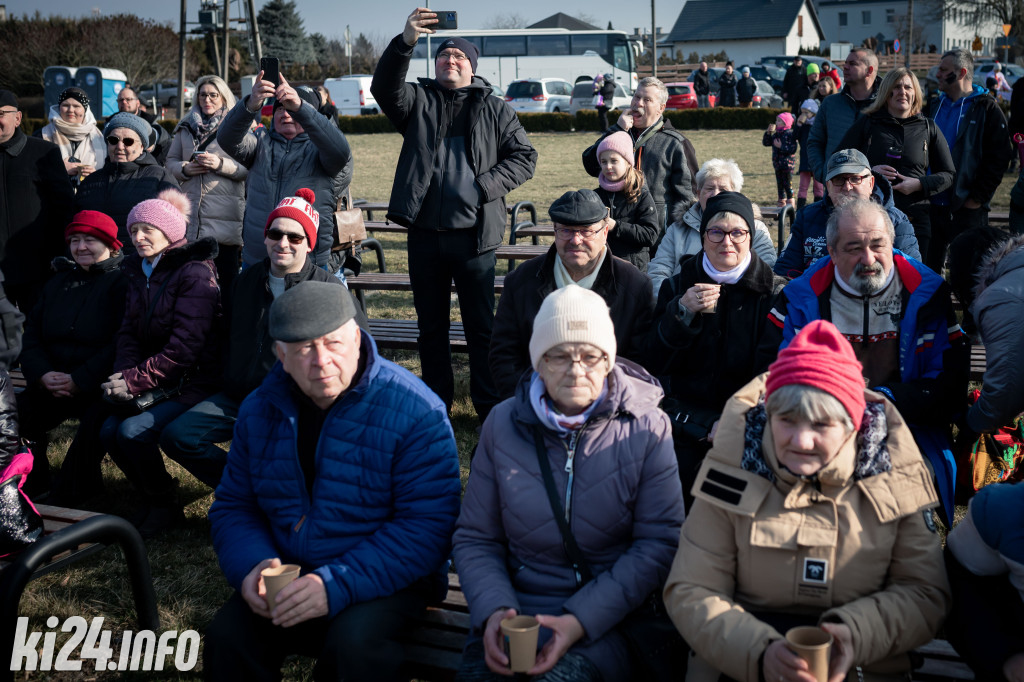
xmin=65 ymin=210 xmax=123 ymax=251
xmin=765 ymin=320 xmax=867 ymax=430
xmin=265 ymin=188 xmax=319 ymax=247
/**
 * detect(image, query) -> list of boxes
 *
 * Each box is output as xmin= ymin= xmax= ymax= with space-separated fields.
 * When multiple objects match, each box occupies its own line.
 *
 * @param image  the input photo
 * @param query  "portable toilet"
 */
xmin=43 ymin=66 xmax=77 ymax=115
xmin=75 ymin=67 xmax=128 ymax=119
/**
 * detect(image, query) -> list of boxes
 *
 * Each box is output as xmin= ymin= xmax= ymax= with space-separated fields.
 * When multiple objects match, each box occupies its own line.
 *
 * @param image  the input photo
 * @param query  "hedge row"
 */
xmin=20 ymin=106 xmax=787 ymax=138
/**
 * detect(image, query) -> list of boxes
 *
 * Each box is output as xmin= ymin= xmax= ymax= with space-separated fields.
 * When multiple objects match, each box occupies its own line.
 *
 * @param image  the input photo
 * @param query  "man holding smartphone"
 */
xmin=372 ymin=7 xmax=537 ymax=423
xmin=217 ymin=69 xmax=353 ymax=271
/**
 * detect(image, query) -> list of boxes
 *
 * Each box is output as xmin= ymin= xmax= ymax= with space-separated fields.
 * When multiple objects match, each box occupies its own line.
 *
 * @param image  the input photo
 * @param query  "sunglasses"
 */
xmin=106 ymin=135 xmax=138 ymax=147
xmin=266 ymin=228 xmax=306 ymax=245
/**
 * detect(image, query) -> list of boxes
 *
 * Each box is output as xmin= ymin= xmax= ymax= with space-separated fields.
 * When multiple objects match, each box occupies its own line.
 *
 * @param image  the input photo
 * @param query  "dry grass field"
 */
xmin=16 ymin=127 xmax=993 ymax=680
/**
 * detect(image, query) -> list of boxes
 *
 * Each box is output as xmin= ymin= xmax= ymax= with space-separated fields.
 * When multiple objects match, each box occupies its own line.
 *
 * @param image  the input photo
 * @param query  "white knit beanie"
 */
xmin=529 ymin=285 xmax=617 ymax=370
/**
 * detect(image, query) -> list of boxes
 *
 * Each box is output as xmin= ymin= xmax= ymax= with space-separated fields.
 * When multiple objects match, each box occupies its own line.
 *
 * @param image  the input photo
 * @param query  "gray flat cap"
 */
xmin=825 ymin=149 xmax=871 ymax=182
xmin=269 ymin=281 xmax=357 ymax=342
xmin=548 ymin=189 xmax=609 ymax=226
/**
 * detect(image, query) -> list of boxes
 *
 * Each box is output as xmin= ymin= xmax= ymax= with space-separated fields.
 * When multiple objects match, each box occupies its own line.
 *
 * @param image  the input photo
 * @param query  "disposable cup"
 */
xmin=261 ymin=564 xmax=301 ymax=611
xmin=785 ymin=626 xmax=833 ymax=682
xmin=500 ymin=615 xmax=540 ymax=673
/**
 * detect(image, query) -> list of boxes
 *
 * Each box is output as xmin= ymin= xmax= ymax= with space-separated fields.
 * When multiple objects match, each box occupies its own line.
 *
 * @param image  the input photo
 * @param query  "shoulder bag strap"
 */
xmin=531 ymin=426 xmax=594 ymax=586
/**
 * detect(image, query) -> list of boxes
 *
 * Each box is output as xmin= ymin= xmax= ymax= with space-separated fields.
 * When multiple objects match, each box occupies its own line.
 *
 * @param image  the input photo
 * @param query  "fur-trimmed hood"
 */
xmin=974 ymin=232 xmax=1024 ymax=301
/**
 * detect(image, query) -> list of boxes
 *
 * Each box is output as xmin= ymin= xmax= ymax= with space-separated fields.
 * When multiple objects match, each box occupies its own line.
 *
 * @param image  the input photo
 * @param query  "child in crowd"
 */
xmin=795 ymin=98 xmax=825 ymax=209
xmin=593 ymin=131 xmax=659 ymax=271
xmin=763 ymin=112 xmax=797 ymax=208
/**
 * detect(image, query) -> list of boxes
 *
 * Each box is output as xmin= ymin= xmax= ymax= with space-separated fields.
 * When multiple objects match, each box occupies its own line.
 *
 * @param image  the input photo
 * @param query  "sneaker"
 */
xmin=135 ymin=505 xmax=185 ymax=539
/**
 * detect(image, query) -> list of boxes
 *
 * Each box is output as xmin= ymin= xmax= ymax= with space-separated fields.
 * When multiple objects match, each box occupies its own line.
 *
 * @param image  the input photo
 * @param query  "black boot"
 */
xmin=796 ymin=197 xmax=807 ymax=211
xmin=134 ymin=480 xmax=184 ymax=539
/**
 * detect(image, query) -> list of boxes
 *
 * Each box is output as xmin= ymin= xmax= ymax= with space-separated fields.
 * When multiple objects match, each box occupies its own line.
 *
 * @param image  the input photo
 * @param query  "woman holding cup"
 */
xmin=663 ymin=320 xmax=950 ymax=682
xmin=453 ymin=285 xmax=684 ymax=681
xmin=645 ymin=191 xmax=787 ymax=509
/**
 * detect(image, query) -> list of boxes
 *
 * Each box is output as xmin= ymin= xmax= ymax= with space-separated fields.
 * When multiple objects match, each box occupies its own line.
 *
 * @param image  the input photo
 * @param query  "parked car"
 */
xmin=740 ymin=64 xmax=786 ymax=92
xmin=752 ymin=80 xmax=784 ymax=108
xmin=665 ymin=82 xmax=715 ymax=109
xmin=504 ymin=78 xmax=573 ymax=113
xmin=490 ymin=84 xmax=505 ymax=99
xmin=974 ymin=62 xmax=1024 ymax=90
xmin=759 ymin=55 xmax=832 ymax=73
xmin=568 ymin=80 xmax=632 ymax=115
xmin=136 ymin=80 xmax=194 ymax=109
xmin=687 ymin=67 xmax=726 ymax=94
xmin=323 ymin=76 xmax=379 ymax=116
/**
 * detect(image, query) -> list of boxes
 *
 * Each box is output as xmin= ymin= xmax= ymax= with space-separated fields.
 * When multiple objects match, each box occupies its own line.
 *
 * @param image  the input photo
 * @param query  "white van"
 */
xmin=323 ymin=76 xmax=380 ymax=116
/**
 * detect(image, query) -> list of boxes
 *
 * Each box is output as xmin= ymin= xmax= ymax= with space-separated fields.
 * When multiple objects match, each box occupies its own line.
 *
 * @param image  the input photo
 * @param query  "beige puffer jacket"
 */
xmin=664 ymin=374 xmax=949 ymax=682
xmin=167 ymin=127 xmax=247 ymax=246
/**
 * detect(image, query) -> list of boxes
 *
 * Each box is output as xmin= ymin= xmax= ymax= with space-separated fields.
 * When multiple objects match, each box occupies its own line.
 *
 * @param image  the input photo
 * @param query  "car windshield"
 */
xmin=667 ymin=85 xmax=689 ymax=95
xmin=764 ymin=65 xmax=785 ymax=79
xmin=507 ymin=82 xmax=542 ymax=98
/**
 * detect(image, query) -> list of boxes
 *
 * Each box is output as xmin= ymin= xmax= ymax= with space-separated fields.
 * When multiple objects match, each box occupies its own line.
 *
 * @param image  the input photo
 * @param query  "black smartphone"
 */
xmin=260 ymin=56 xmax=281 ymax=87
xmin=434 ymin=10 xmax=458 ymax=30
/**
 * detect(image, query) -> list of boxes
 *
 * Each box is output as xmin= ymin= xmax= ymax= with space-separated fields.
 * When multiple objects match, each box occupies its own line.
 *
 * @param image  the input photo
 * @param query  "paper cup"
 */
xmin=500 ymin=615 xmax=540 ymax=673
xmin=785 ymin=626 xmax=833 ymax=682
xmin=261 ymin=564 xmax=301 ymax=611
xmin=699 ymin=285 xmax=721 ymax=314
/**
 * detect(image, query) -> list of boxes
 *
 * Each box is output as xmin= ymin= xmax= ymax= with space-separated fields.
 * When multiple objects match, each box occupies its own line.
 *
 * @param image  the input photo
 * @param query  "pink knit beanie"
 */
xmin=775 ymin=112 xmax=795 ymax=131
xmin=127 ymin=189 xmax=190 ymax=243
xmin=265 ymin=188 xmax=319 ymax=246
xmin=765 ymin=320 xmax=867 ymax=430
xmin=596 ymin=131 xmax=635 ymax=168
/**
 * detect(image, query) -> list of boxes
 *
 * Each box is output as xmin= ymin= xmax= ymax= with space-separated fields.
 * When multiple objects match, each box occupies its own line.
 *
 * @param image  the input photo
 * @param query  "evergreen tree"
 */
xmin=257 ymin=0 xmax=315 ymax=68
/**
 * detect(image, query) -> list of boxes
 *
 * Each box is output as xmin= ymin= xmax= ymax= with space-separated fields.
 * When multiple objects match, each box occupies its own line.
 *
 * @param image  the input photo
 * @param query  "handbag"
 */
xmin=660 ymin=396 xmax=720 ymax=444
xmin=333 ymin=189 xmax=367 ymax=253
xmin=531 ymin=428 xmax=688 ymax=681
xmin=592 ymin=93 xmax=605 ymax=108
xmin=0 ymin=450 xmax=44 ymax=558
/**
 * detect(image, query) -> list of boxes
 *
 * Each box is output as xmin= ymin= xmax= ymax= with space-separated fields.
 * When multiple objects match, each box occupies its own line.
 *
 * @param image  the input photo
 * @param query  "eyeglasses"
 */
xmin=0 ymin=109 xmax=19 ymax=119
xmin=705 ymin=228 xmax=749 ymax=243
xmin=542 ymin=352 xmax=608 ymax=373
xmin=553 ymin=226 xmax=604 ymax=241
xmin=198 ymin=92 xmax=221 ymax=100
xmin=829 ymin=174 xmax=869 ymax=187
xmin=106 ymin=135 xmax=137 ymax=147
xmin=437 ymin=51 xmax=469 ymax=62
xmin=266 ymin=228 xmax=306 ymax=245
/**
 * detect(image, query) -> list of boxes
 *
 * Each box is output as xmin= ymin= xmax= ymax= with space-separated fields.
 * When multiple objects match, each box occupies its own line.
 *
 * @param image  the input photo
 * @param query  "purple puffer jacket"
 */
xmin=114 ymin=237 xmax=222 ymax=406
xmin=452 ymin=359 xmax=684 ymax=680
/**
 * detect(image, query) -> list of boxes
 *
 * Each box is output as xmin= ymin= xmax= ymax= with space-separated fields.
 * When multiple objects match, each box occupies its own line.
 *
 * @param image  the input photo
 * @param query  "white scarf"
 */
xmin=702 ymin=251 xmax=751 ymax=284
xmin=42 ymin=105 xmax=104 ymax=169
xmin=528 ymin=372 xmax=607 ymax=437
xmin=554 ymin=247 xmax=608 ymax=289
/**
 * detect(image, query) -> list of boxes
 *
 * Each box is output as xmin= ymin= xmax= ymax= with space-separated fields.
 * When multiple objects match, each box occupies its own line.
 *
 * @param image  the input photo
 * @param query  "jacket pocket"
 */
xmin=750 ymin=518 xmax=799 ymax=549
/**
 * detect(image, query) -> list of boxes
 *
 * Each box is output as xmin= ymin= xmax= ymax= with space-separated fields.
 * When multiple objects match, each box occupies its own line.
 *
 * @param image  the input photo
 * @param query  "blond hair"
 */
xmin=864 ymin=67 xmax=924 ymax=117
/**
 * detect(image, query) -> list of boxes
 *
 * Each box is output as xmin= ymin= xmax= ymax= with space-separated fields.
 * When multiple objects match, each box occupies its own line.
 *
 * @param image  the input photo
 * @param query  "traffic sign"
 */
xmin=893 ymin=38 xmax=901 ymax=53
xmin=1004 ymin=24 xmax=1013 ymax=36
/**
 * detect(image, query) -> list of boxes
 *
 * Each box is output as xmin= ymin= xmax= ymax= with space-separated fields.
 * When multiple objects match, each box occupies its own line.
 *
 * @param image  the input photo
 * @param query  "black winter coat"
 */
xmin=737 ymin=76 xmax=758 ymax=104
xmin=693 ymin=69 xmax=711 ymax=96
xmin=717 ymin=72 xmax=738 ymax=107
xmin=74 ymin=152 xmax=179 ymax=248
xmin=645 ymin=252 xmax=786 ymax=412
xmin=595 ymin=184 xmax=659 ymax=271
xmin=0 ymin=369 xmax=18 ymax=469
xmin=222 ymin=258 xmax=367 ymax=400
xmin=116 ymin=237 xmax=221 ymax=407
xmin=489 ymin=246 xmax=654 ymax=399
xmin=19 ymin=255 xmax=127 ymax=394
xmin=0 ymin=130 xmax=74 ymax=286
xmin=838 ymin=110 xmax=956 ymax=212
xmin=371 ymin=36 xmax=537 ymax=254
xmin=783 ymin=64 xmax=806 ymax=103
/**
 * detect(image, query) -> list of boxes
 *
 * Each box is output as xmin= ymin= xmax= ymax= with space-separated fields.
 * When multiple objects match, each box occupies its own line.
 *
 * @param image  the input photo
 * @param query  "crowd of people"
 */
xmin=0 ymin=7 xmax=1022 ymax=680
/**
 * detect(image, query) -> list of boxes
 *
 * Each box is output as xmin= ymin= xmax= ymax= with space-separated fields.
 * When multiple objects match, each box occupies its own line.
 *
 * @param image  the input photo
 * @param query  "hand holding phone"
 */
xmin=434 ymin=11 xmax=458 ymax=30
xmin=260 ymin=57 xmax=281 ymax=87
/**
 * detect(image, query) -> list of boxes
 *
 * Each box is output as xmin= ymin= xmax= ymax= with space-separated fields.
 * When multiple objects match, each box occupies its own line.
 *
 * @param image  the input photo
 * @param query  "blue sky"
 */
xmin=11 ymin=0 xmax=684 ymax=41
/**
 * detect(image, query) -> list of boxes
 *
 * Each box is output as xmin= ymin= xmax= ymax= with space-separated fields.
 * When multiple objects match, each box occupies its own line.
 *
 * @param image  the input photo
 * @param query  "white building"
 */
xmin=661 ymin=0 xmax=825 ymax=67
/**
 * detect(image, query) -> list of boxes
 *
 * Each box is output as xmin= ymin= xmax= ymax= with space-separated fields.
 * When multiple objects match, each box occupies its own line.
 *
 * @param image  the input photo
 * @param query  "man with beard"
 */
xmin=768 ymin=198 xmax=968 ymax=525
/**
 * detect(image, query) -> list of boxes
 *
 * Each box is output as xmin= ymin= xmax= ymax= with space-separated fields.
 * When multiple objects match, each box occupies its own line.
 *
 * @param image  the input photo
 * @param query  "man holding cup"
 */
xmin=205 ymin=281 xmax=460 ymax=681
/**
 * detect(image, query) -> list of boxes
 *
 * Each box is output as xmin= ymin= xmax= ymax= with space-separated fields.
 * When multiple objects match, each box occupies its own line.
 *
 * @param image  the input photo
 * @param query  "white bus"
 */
xmin=407 ymin=28 xmax=643 ymax=92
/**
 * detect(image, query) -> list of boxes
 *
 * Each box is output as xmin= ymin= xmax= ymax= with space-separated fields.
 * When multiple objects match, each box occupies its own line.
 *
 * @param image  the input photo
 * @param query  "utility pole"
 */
xmin=905 ymin=0 xmax=913 ymax=68
xmin=651 ymin=0 xmax=657 ymax=78
xmin=222 ymin=0 xmax=230 ymax=82
xmin=178 ymin=0 xmax=187 ymax=119
xmin=346 ymin=25 xmax=352 ymax=75
xmin=425 ymin=0 xmax=431 ymax=79
xmin=245 ymin=0 xmax=262 ymax=66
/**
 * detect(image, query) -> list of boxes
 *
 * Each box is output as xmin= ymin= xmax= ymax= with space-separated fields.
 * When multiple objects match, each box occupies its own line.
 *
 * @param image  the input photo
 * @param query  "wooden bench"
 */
xmin=401 ymin=573 xmax=469 ymax=682
xmin=368 ymin=319 xmax=466 ymax=352
xmin=969 ymin=344 xmax=986 ymax=383
xmin=0 ymin=506 xmax=159 ymax=682
xmin=348 ymin=275 xmax=506 ymax=311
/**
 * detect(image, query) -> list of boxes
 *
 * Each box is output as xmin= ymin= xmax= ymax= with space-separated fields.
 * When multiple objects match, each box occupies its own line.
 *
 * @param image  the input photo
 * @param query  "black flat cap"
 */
xmin=269 ymin=281 xmax=356 ymax=342
xmin=0 ymin=90 xmax=17 ymax=109
xmin=700 ymin=191 xmax=755 ymax=237
xmin=548 ymin=189 xmax=609 ymax=226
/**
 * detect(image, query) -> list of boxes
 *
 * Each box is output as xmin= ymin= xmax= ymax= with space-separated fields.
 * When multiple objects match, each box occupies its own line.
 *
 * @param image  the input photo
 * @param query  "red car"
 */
xmin=665 ymin=82 xmax=715 ymax=109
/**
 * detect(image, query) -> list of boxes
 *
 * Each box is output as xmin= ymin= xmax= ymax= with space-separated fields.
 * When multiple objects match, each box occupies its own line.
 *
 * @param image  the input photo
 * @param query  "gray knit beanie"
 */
xmin=103 ymin=112 xmax=152 ymax=146
xmin=529 ymin=285 xmax=616 ymax=370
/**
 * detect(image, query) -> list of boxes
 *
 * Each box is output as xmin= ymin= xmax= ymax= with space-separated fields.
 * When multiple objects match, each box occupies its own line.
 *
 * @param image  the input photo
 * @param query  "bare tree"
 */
xmin=485 ymin=13 xmax=529 ymax=29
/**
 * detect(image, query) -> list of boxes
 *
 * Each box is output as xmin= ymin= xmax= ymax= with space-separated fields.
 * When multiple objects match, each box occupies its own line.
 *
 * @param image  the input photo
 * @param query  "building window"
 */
xmin=886 ymin=8 xmax=895 ymax=23
xmin=839 ymin=12 xmax=847 ymax=26
xmin=862 ymin=10 xmax=871 ymax=24
xmin=798 ymin=15 xmax=803 ymax=37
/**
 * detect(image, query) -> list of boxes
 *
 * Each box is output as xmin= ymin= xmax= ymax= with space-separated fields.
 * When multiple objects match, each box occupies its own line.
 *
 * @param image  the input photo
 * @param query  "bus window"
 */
xmin=412 ymin=41 xmax=428 ymax=59
xmin=614 ymin=43 xmax=632 ymax=72
xmin=484 ymin=35 xmax=526 ymax=56
xmin=528 ymin=35 xmax=570 ymax=56
xmin=571 ymin=34 xmax=607 ymax=56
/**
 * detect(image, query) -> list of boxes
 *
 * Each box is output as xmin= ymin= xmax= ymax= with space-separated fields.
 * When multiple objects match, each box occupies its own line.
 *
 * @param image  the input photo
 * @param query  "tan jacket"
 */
xmin=167 ymin=128 xmax=248 ymax=246
xmin=664 ymin=374 xmax=949 ymax=682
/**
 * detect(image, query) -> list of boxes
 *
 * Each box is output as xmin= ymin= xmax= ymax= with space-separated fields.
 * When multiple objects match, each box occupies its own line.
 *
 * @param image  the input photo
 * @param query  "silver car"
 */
xmin=752 ymin=80 xmax=784 ymax=108
xmin=504 ymin=79 xmax=573 ymax=113
xmin=136 ymin=80 xmax=194 ymax=109
xmin=569 ymin=80 xmax=632 ymax=115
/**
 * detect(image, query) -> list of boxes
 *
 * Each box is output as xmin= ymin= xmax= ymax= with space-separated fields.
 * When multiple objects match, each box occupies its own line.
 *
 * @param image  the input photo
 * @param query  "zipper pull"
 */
xmin=293 ymin=515 xmax=306 ymax=532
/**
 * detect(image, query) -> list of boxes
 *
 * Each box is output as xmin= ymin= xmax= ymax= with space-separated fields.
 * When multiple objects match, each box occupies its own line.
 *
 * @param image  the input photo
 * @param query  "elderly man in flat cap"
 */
xmin=371 ymin=8 xmax=537 ymax=423
xmin=489 ymin=189 xmax=655 ymax=400
xmin=206 ymin=281 xmax=460 ymax=682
